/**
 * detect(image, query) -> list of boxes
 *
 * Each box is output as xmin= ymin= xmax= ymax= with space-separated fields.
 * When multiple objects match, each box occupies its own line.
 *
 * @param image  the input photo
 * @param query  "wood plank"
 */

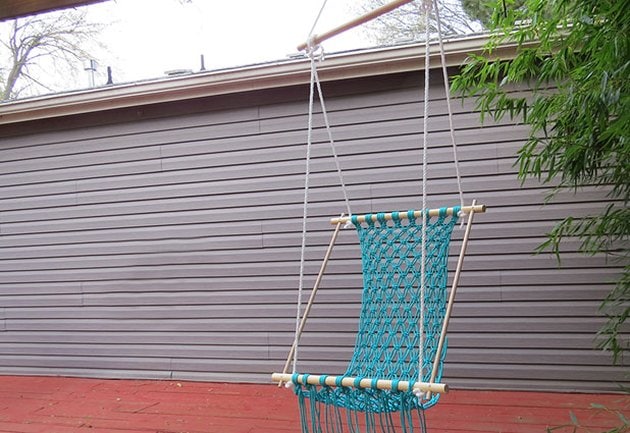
xmin=0 ymin=237 xmax=599 ymax=270
xmin=0 ymin=159 xmax=163 ymax=187
xmin=0 ymin=376 xmax=625 ymax=433
xmin=0 ymin=146 xmax=163 ymax=175
xmin=0 ymin=146 xmax=514 ymax=207
xmin=0 ymin=134 xmax=520 ymax=201
xmin=0 ymin=107 xmax=260 ymax=157
xmin=0 ymin=194 xmax=612 ymax=236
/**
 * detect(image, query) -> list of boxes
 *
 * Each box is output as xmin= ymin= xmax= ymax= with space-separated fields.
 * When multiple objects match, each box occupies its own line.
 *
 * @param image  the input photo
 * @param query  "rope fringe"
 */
xmin=295 ymin=383 xmax=428 ymax=433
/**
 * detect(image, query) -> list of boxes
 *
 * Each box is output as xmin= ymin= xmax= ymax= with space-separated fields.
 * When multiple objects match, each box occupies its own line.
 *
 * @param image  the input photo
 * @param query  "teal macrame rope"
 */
xmin=293 ymin=207 xmax=459 ymax=433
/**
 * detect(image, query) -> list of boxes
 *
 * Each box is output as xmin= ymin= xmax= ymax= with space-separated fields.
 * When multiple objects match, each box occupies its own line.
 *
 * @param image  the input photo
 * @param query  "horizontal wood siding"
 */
xmin=0 ymin=72 xmax=626 ymax=392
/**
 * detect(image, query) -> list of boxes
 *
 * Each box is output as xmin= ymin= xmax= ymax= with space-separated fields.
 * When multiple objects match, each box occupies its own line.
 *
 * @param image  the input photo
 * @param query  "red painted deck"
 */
xmin=0 ymin=376 xmax=627 ymax=433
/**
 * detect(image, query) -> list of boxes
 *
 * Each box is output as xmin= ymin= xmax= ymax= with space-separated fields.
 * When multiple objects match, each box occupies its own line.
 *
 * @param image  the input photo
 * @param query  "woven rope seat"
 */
xmin=272 ymin=207 xmax=473 ymax=432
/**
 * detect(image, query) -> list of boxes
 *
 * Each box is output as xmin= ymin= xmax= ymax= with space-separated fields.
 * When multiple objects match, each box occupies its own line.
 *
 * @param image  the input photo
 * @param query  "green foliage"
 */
xmin=461 ymin=0 xmax=509 ymax=25
xmin=460 ymin=0 xmax=493 ymax=25
xmin=452 ymin=0 xmax=629 ymax=362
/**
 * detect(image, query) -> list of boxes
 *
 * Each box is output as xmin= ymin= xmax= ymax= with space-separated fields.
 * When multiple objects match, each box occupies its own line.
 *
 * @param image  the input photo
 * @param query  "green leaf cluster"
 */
xmin=452 ymin=0 xmax=629 ymax=363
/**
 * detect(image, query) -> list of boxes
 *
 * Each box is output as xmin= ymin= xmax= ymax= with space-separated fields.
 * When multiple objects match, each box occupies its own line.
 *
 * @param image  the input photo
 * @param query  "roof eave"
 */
xmin=0 ymin=34 xmax=518 ymax=126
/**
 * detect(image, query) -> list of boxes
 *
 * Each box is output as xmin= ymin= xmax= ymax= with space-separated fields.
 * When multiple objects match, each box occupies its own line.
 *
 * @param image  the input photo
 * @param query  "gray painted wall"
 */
xmin=0 ymin=72 xmax=626 ymax=392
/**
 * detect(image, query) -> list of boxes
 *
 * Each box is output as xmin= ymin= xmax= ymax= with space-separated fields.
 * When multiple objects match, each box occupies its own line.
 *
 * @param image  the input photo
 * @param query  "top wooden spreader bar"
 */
xmin=298 ymin=0 xmax=415 ymax=51
xmin=330 ymin=204 xmax=486 ymax=225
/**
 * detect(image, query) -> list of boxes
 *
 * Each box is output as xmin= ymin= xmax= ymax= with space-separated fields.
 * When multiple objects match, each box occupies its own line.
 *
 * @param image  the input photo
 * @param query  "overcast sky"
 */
xmin=90 ymin=0 xmax=371 ymax=85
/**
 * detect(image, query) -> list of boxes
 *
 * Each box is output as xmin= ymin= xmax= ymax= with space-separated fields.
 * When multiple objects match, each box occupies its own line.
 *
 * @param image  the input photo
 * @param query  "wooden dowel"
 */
xmin=297 ymin=0 xmax=415 ymax=51
xmin=330 ymin=204 xmax=486 ymax=225
xmin=427 ymin=200 xmax=480 ymax=396
xmin=271 ymin=373 xmax=449 ymax=394
xmin=277 ymin=219 xmax=344 ymax=387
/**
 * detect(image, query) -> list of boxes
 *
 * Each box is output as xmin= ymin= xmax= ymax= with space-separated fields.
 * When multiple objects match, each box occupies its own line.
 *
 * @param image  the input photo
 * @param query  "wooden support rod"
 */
xmin=297 ymin=0 xmax=415 ymax=51
xmin=330 ymin=204 xmax=486 ymax=225
xmin=277 ymin=219 xmax=344 ymax=387
xmin=271 ymin=373 xmax=449 ymax=394
xmin=427 ymin=199 xmax=480 ymax=396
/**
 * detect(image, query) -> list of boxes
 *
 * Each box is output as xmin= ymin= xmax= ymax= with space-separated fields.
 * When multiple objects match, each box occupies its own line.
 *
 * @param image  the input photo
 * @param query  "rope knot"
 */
xmin=413 ymin=387 xmax=426 ymax=400
xmin=305 ymin=36 xmax=325 ymax=61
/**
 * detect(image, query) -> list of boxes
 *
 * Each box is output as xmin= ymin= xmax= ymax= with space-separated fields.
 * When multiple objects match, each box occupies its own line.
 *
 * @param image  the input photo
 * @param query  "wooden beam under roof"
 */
xmin=0 ymin=0 xmax=109 ymax=21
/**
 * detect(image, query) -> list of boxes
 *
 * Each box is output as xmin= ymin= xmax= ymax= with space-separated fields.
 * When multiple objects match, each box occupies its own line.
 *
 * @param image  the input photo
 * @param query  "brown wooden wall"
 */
xmin=0 ymin=71 xmax=626 ymax=392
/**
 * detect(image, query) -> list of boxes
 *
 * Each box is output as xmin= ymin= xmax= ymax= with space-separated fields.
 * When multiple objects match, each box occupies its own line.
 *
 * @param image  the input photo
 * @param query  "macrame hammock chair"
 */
xmin=272 ymin=1 xmax=486 ymax=432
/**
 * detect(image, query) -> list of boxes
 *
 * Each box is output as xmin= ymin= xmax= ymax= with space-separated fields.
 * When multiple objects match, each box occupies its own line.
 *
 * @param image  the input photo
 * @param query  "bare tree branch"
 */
xmin=353 ymin=0 xmax=484 ymax=45
xmin=0 ymin=7 xmax=105 ymax=100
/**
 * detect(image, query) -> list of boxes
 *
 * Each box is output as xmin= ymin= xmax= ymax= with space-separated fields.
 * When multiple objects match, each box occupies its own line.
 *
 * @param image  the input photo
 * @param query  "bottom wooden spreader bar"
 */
xmin=271 ymin=373 xmax=448 ymax=394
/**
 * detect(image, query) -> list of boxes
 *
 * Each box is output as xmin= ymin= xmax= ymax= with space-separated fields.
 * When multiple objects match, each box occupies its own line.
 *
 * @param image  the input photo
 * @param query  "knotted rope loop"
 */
xmin=407 ymin=209 xmax=417 ymax=224
xmin=305 ymin=38 xmax=325 ymax=62
xmin=319 ymin=374 xmax=329 ymax=387
xmin=370 ymin=378 xmax=379 ymax=390
xmin=335 ymin=376 xmax=345 ymax=387
xmin=286 ymin=372 xmax=300 ymax=390
xmin=391 ymin=379 xmax=401 ymax=393
xmin=351 ymin=214 xmax=360 ymax=228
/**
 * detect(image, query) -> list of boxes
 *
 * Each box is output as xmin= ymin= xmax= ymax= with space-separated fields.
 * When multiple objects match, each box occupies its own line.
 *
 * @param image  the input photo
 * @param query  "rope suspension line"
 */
xmin=419 ymin=0 xmax=432 ymax=390
xmin=310 ymin=55 xmax=353 ymax=219
xmin=432 ymin=0 xmax=465 ymax=211
xmin=292 ymin=37 xmax=352 ymax=376
xmin=293 ymin=1 xmax=353 ymax=374
xmin=291 ymin=1 xmax=333 ymax=375
xmin=291 ymin=50 xmax=318 ymax=375
xmin=307 ymin=0 xmax=329 ymax=39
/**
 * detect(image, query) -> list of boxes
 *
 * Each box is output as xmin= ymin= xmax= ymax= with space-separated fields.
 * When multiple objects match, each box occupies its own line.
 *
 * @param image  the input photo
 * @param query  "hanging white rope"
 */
xmin=432 ymin=0 xmax=465 ymax=211
xmin=418 ymin=0 xmax=432 ymax=390
xmin=311 ymin=64 xmax=353 ymax=219
xmin=292 ymin=55 xmax=318 ymax=375
xmin=292 ymin=0 xmax=352 ymax=374
xmin=308 ymin=0 xmax=329 ymax=41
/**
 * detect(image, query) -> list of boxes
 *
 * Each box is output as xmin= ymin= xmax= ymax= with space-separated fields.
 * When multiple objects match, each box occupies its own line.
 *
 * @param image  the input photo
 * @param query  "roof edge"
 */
xmin=0 ymin=34 xmax=516 ymax=126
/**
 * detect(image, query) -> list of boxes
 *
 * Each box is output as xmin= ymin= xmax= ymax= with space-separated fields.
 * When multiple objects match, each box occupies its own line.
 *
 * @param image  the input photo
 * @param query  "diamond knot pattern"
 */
xmin=346 ymin=210 xmax=457 ymax=391
xmin=295 ymin=208 xmax=460 ymax=415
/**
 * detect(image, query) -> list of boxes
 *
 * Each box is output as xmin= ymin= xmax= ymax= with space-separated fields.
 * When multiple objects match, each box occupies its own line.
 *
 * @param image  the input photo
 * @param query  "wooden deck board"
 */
xmin=0 ymin=376 xmax=627 ymax=433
